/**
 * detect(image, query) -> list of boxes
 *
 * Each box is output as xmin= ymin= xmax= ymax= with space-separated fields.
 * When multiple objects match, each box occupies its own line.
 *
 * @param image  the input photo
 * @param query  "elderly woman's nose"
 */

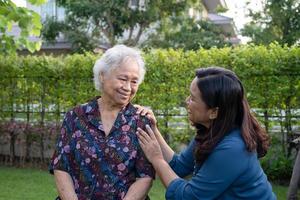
xmin=122 ymin=81 xmax=131 ymax=90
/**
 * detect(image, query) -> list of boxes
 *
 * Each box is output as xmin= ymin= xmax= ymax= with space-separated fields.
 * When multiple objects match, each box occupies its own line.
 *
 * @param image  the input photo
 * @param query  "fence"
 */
xmin=0 ymin=45 xmax=299 ymax=168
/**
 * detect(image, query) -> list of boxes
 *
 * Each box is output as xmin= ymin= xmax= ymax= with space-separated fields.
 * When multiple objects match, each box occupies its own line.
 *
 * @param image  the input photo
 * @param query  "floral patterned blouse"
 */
xmin=49 ymin=97 xmax=155 ymax=200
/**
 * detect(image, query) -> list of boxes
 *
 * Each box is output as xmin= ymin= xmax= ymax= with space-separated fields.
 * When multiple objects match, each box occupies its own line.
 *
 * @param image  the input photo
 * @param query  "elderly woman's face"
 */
xmin=101 ymin=58 xmax=140 ymax=107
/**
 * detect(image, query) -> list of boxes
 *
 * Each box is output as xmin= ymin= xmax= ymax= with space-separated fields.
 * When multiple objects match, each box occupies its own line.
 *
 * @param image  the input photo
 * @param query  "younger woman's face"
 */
xmin=185 ymin=78 xmax=216 ymax=128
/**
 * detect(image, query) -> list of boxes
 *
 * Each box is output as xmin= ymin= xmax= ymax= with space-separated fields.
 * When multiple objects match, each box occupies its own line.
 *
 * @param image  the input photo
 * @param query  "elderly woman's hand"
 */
xmin=137 ymin=125 xmax=163 ymax=163
xmin=134 ymin=105 xmax=157 ymax=126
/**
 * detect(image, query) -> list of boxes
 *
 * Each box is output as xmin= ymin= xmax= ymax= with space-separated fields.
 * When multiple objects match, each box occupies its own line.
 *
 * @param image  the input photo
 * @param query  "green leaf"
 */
xmin=28 ymin=0 xmax=47 ymax=6
xmin=35 ymin=40 xmax=42 ymax=50
xmin=31 ymin=27 xmax=41 ymax=36
xmin=26 ymin=41 xmax=37 ymax=53
xmin=6 ymin=21 xmax=13 ymax=31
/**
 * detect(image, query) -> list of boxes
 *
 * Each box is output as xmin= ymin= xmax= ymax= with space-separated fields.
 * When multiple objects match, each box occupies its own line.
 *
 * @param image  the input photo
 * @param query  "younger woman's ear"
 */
xmin=209 ymin=107 xmax=219 ymax=120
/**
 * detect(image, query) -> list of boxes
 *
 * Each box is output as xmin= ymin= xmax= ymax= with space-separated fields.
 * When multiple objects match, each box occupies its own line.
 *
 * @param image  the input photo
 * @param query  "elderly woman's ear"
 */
xmin=99 ymin=72 xmax=105 ymax=83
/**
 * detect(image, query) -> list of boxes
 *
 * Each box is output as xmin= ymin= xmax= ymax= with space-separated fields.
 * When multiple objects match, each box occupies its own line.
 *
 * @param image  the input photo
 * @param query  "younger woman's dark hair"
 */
xmin=193 ymin=67 xmax=270 ymax=166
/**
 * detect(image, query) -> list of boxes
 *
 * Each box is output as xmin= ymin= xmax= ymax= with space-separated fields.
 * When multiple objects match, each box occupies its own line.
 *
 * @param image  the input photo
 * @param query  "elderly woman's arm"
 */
xmin=135 ymin=106 xmax=175 ymax=162
xmin=123 ymin=177 xmax=153 ymax=200
xmin=54 ymin=170 xmax=78 ymax=200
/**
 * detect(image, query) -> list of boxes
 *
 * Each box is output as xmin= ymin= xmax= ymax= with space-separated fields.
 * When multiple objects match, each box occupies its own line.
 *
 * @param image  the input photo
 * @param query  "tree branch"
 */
xmin=133 ymin=23 xmax=146 ymax=45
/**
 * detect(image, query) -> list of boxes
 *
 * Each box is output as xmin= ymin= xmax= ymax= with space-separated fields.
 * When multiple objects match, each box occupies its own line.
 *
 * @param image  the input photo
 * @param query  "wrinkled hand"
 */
xmin=137 ymin=125 xmax=163 ymax=163
xmin=134 ymin=105 xmax=157 ymax=126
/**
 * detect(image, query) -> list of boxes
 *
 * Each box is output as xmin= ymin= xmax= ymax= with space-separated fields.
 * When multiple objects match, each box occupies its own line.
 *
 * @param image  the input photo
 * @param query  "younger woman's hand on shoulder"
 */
xmin=137 ymin=125 xmax=163 ymax=163
xmin=134 ymin=105 xmax=157 ymax=126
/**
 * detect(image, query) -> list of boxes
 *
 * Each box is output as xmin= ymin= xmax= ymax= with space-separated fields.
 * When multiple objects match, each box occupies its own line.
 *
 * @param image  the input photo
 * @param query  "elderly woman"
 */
xmin=49 ymin=45 xmax=155 ymax=200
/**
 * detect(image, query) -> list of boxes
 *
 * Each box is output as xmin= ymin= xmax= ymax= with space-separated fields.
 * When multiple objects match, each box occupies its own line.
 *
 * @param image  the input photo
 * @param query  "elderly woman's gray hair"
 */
xmin=93 ymin=44 xmax=146 ymax=91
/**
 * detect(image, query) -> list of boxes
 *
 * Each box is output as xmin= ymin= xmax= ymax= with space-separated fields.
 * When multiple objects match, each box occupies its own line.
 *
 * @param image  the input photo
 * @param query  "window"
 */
xmin=128 ymin=0 xmax=146 ymax=11
xmin=40 ymin=0 xmax=65 ymax=21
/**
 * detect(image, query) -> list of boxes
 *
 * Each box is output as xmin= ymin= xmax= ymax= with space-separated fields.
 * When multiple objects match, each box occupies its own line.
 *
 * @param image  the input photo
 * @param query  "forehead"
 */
xmin=190 ymin=78 xmax=200 ymax=96
xmin=110 ymin=58 xmax=140 ymax=77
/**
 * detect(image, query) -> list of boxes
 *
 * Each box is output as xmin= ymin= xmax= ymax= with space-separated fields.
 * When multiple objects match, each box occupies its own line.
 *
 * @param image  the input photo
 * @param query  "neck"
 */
xmin=98 ymin=95 xmax=125 ymax=112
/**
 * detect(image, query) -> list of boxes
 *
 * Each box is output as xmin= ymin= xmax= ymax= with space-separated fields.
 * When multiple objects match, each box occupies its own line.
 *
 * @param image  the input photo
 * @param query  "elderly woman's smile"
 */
xmin=101 ymin=57 xmax=140 ymax=108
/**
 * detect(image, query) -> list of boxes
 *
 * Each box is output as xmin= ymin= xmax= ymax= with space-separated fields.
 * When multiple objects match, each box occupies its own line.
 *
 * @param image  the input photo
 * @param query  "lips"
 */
xmin=118 ymin=91 xmax=130 ymax=98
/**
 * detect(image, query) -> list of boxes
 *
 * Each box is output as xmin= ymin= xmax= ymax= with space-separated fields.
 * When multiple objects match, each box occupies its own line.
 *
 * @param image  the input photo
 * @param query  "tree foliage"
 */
xmin=0 ymin=0 xmax=46 ymax=54
xmin=241 ymin=0 xmax=300 ymax=46
xmin=143 ymin=15 xmax=231 ymax=50
xmin=42 ymin=0 xmax=195 ymax=52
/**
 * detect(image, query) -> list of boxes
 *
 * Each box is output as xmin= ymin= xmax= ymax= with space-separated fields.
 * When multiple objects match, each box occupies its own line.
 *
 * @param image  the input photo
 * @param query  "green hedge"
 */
xmin=1 ymin=44 xmax=299 ymax=137
xmin=0 ymin=44 xmax=299 ymax=180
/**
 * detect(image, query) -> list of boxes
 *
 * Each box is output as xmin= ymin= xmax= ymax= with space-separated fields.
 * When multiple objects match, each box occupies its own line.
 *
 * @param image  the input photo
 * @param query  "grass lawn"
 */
xmin=0 ymin=166 xmax=290 ymax=200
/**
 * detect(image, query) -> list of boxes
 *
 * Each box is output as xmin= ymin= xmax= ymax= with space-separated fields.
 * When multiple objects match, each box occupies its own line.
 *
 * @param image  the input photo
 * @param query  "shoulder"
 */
xmin=203 ymin=130 xmax=253 ymax=175
xmin=126 ymin=103 xmax=151 ymax=129
xmin=215 ymin=129 xmax=246 ymax=152
xmin=210 ymin=129 xmax=254 ymax=164
xmin=65 ymin=97 xmax=97 ymax=119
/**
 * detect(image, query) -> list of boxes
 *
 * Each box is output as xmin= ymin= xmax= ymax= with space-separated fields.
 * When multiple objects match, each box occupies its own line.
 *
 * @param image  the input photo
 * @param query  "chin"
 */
xmin=187 ymin=117 xmax=195 ymax=126
xmin=118 ymin=98 xmax=131 ymax=106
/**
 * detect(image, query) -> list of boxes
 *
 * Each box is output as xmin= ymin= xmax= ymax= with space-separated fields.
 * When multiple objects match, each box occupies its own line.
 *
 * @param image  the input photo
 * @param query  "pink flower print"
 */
xmin=87 ymin=147 xmax=95 ymax=156
xmin=121 ymin=114 xmax=127 ymax=123
xmin=117 ymin=163 xmax=126 ymax=171
xmin=120 ymin=191 xmax=125 ymax=198
xmin=74 ymin=180 xmax=79 ymax=189
xmin=63 ymin=145 xmax=70 ymax=153
xmin=122 ymin=125 xmax=130 ymax=132
xmin=61 ymin=128 xmax=66 ymax=135
xmin=75 ymin=130 xmax=81 ymax=137
xmin=86 ymin=105 xmax=92 ymax=113
xmin=120 ymin=135 xmax=130 ymax=144
xmin=90 ymin=129 xmax=95 ymax=134
xmin=58 ymin=141 xmax=62 ymax=147
xmin=76 ymin=143 xmax=80 ymax=149
xmin=85 ymin=158 xmax=91 ymax=164
xmin=92 ymin=154 xmax=97 ymax=158
xmin=53 ymin=157 xmax=59 ymax=165
xmin=123 ymin=147 xmax=129 ymax=152
xmin=98 ymin=124 xmax=104 ymax=131
xmin=130 ymin=150 xmax=137 ymax=159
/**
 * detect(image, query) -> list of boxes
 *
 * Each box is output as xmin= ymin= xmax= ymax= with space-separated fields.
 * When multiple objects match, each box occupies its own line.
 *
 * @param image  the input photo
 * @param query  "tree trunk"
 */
xmin=263 ymin=110 xmax=269 ymax=134
xmin=9 ymin=131 xmax=16 ymax=165
xmin=40 ymin=80 xmax=46 ymax=164
xmin=288 ymin=148 xmax=300 ymax=199
xmin=132 ymin=23 xmax=145 ymax=46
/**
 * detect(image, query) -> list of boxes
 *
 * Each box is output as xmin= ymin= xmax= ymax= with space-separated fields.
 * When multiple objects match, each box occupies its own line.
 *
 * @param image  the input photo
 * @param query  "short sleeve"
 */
xmin=49 ymin=111 xmax=74 ymax=174
xmin=134 ymin=116 xmax=155 ymax=179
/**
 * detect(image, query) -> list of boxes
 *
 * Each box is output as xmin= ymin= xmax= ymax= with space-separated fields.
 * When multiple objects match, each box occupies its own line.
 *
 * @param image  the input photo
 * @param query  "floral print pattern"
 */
xmin=49 ymin=97 xmax=155 ymax=200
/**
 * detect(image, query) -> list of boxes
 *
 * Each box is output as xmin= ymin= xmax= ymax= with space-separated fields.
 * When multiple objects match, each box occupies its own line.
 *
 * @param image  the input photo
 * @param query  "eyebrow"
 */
xmin=117 ymin=74 xmax=139 ymax=80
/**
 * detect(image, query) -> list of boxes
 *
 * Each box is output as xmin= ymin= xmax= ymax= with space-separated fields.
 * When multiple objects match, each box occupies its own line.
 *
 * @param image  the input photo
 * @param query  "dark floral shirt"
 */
xmin=49 ymin=97 xmax=155 ymax=200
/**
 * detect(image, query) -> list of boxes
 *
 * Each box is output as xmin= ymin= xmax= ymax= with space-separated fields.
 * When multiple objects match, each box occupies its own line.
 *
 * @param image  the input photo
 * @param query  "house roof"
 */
xmin=202 ymin=0 xmax=227 ymax=12
xmin=208 ymin=13 xmax=238 ymax=36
